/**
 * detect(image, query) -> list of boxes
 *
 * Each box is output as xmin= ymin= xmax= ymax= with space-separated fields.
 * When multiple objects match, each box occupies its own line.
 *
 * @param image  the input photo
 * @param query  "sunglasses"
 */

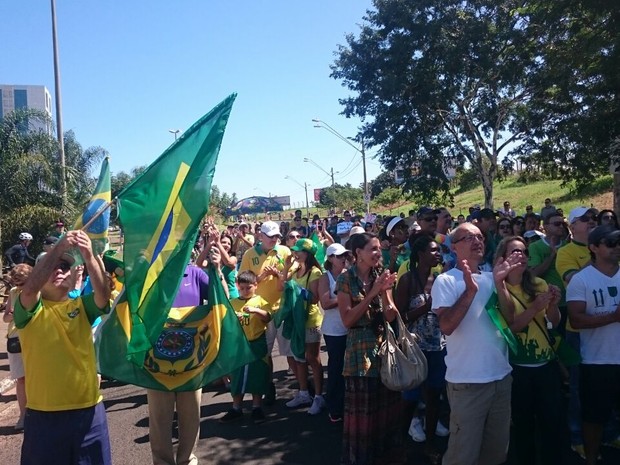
xmin=549 ymin=221 xmax=564 ymax=227
xmin=509 ymin=248 xmax=529 ymax=257
xmin=514 ymin=220 xmax=524 ymax=226
xmin=55 ymin=261 xmax=72 ymax=272
xmin=498 ymin=224 xmax=512 ymax=230
xmin=602 ymin=239 xmax=620 ymax=248
xmin=600 ymin=215 xmax=615 ymax=222
xmin=420 ymin=216 xmax=438 ymax=222
xmin=287 ymin=234 xmax=300 ymax=240
xmin=577 ymin=215 xmax=597 ymax=222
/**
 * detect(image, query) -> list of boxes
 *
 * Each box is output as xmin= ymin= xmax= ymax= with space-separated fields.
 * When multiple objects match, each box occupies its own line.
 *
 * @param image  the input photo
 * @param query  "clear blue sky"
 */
xmin=2 ymin=0 xmax=384 ymax=208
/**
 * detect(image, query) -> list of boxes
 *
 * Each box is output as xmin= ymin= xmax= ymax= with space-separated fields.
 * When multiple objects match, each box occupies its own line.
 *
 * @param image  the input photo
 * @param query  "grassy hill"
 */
xmin=278 ymin=175 xmax=615 ymax=220
xmin=382 ymin=175 xmax=614 ymax=218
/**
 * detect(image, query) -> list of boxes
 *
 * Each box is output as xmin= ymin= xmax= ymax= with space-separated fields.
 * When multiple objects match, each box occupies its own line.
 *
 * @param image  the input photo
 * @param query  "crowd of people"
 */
xmin=3 ymin=200 xmax=620 ymax=465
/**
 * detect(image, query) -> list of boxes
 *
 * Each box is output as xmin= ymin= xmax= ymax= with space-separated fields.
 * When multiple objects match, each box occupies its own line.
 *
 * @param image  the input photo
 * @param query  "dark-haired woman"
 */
xmin=598 ymin=209 xmax=619 ymax=229
xmin=497 ymin=217 xmax=513 ymax=239
xmin=494 ymin=236 xmax=566 ymax=465
xmin=337 ymin=233 xmax=405 ymax=464
xmin=512 ymin=216 xmax=525 ymax=237
xmin=395 ymin=235 xmax=446 ymax=464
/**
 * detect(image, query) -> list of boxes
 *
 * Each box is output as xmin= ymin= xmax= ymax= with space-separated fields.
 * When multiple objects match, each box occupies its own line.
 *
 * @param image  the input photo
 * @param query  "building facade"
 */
xmin=0 ymin=84 xmax=53 ymax=133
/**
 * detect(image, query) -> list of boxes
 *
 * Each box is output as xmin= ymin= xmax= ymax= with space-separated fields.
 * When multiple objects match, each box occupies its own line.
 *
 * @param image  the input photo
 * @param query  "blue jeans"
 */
xmin=324 ymin=334 xmax=347 ymax=417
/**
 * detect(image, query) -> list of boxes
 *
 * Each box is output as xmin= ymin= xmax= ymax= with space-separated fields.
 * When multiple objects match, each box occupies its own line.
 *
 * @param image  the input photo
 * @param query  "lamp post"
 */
xmin=169 ymin=129 xmax=181 ymax=140
xmin=50 ymin=0 xmax=66 ymax=212
xmin=285 ymin=175 xmax=310 ymax=218
xmin=312 ymin=118 xmax=369 ymax=214
xmin=303 ymin=157 xmax=337 ymax=187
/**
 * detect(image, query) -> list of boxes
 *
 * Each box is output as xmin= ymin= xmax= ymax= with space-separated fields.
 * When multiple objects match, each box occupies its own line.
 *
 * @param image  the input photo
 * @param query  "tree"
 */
xmin=372 ymin=186 xmax=403 ymax=213
xmin=331 ymin=0 xmax=546 ymax=208
xmin=516 ymin=1 xmax=620 ymax=194
xmin=368 ymin=170 xmax=399 ymax=198
xmin=0 ymin=108 xmax=109 ymax=256
xmin=318 ymin=183 xmax=365 ymax=212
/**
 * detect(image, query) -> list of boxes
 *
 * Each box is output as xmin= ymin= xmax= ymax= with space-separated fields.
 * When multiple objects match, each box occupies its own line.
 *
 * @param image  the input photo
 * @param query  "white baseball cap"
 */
xmin=260 ymin=221 xmax=281 ymax=237
xmin=349 ymin=226 xmax=365 ymax=236
xmin=326 ymin=243 xmax=350 ymax=256
xmin=568 ymin=207 xmax=598 ymax=225
xmin=385 ymin=217 xmax=404 ymax=236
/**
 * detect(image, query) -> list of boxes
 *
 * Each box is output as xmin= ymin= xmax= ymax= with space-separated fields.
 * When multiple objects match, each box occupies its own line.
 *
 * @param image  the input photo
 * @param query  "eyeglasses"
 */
xmin=578 ymin=215 xmax=597 ymax=222
xmin=453 ymin=233 xmax=485 ymax=244
xmin=420 ymin=216 xmax=438 ymax=222
xmin=509 ymin=248 xmax=529 ymax=257
xmin=55 ymin=261 xmax=72 ymax=272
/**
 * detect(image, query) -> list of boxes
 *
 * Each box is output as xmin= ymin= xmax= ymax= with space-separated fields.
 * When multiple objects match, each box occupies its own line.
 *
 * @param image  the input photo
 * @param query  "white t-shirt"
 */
xmin=321 ymin=271 xmax=348 ymax=336
xmin=566 ymin=265 xmax=620 ymax=365
xmin=431 ymin=268 xmax=511 ymax=383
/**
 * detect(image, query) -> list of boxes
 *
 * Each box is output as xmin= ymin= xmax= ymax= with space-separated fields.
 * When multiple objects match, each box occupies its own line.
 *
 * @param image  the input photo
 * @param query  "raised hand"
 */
xmin=461 ymin=259 xmax=479 ymax=294
xmin=493 ymin=253 xmax=522 ymax=283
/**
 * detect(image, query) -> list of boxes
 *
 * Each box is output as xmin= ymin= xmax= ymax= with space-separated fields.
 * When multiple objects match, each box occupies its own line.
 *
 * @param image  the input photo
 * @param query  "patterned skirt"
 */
xmin=341 ymin=376 xmax=406 ymax=465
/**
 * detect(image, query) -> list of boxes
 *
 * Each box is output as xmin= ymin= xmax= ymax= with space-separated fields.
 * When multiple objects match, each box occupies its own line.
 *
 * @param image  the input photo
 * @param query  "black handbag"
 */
xmin=7 ymin=336 xmax=21 ymax=354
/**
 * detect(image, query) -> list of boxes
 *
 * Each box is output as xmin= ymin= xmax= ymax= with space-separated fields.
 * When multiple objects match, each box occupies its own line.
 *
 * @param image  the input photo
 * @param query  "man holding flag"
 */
xmin=14 ymin=230 xmax=111 ymax=465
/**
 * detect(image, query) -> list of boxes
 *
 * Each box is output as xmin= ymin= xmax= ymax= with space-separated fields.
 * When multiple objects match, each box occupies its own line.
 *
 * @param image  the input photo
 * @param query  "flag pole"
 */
xmin=80 ymin=199 xmax=116 ymax=231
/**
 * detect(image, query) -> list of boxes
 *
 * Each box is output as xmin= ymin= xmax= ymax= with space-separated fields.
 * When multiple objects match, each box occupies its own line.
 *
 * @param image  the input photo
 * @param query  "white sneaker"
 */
xmin=435 ymin=420 xmax=450 ymax=437
xmin=285 ymin=391 xmax=312 ymax=408
xmin=308 ymin=395 xmax=325 ymax=415
xmin=408 ymin=417 xmax=426 ymax=442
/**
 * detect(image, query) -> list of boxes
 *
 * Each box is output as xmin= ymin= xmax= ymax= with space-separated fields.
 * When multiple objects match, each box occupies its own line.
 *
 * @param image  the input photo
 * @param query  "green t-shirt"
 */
xmin=528 ymin=239 xmax=566 ymax=305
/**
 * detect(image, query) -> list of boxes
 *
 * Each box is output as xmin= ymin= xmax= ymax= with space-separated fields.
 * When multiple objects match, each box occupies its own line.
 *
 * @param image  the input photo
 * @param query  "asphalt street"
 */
xmin=2 ymin=335 xmax=620 ymax=464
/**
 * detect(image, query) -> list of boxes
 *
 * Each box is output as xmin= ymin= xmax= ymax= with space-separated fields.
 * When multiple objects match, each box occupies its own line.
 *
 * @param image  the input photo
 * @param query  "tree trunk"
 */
xmin=614 ymin=172 xmax=620 ymax=218
xmin=479 ymin=168 xmax=494 ymax=210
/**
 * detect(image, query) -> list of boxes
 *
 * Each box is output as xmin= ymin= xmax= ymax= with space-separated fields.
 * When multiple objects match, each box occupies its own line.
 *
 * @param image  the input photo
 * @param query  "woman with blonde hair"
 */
xmin=3 ymin=263 xmax=34 ymax=431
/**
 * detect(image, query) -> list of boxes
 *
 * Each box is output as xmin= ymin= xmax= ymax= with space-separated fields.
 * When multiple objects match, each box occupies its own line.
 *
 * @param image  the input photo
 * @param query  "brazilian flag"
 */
xmin=114 ymin=94 xmax=238 ymax=367
xmin=96 ymin=267 xmax=255 ymax=391
xmin=73 ymin=157 xmax=111 ymax=256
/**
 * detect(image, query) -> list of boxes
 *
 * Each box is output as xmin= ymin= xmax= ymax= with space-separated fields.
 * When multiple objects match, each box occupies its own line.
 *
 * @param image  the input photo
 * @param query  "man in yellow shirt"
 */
xmin=555 ymin=206 xmax=598 ymax=458
xmin=239 ymin=221 xmax=291 ymax=404
xmin=15 ymin=230 xmax=111 ymax=465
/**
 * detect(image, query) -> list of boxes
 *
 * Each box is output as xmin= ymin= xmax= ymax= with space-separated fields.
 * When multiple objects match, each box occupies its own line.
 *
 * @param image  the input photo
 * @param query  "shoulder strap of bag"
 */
xmin=506 ymin=288 xmax=556 ymax=354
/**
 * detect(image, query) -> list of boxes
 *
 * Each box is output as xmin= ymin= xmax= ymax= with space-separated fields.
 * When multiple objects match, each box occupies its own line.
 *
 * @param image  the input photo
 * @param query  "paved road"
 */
xmin=2 ymin=337 xmax=620 ymax=464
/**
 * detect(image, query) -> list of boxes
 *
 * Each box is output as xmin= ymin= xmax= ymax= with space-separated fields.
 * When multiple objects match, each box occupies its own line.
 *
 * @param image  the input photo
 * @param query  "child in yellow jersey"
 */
xmin=221 ymin=270 xmax=272 ymax=424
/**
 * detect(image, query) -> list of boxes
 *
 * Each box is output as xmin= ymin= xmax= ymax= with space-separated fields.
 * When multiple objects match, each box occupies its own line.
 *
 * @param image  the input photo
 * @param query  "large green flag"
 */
xmin=73 ymin=157 xmax=111 ymax=256
xmin=96 ymin=266 xmax=256 ymax=391
xmin=117 ymin=94 xmax=236 ymax=366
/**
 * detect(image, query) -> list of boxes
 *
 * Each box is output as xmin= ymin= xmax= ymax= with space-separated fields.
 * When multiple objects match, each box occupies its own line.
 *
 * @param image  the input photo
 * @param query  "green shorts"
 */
xmin=230 ymin=334 xmax=269 ymax=396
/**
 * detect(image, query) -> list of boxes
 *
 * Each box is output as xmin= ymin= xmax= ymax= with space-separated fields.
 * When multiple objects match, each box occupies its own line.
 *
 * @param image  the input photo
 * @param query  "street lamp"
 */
xmin=168 ymin=129 xmax=181 ymax=140
xmin=312 ymin=118 xmax=370 ymax=214
xmin=285 ymin=175 xmax=310 ymax=218
xmin=303 ymin=157 xmax=337 ymax=187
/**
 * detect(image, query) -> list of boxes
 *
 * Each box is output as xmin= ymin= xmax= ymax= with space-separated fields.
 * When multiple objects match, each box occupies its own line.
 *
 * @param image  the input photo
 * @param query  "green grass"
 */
xmin=378 ymin=175 xmax=613 ymax=217
xmin=258 ymin=175 xmax=614 ymax=221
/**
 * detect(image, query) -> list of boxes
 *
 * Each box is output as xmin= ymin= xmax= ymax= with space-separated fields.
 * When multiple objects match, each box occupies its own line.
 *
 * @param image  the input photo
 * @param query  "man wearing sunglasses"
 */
xmin=13 ymin=230 xmax=112 ymax=464
xmin=556 ymin=206 xmax=600 ymax=458
xmin=528 ymin=211 xmax=569 ymax=330
xmin=567 ymin=224 xmax=620 ymax=465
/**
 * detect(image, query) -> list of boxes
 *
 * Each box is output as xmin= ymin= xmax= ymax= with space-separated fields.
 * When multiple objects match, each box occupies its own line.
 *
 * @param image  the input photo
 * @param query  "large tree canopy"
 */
xmin=331 ymin=0 xmax=618 ymax=206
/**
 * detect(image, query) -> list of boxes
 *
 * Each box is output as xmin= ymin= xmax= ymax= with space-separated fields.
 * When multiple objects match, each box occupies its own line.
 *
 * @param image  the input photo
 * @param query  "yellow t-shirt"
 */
xmin=555 ymin=240 xmax=590 ymax=332
xmin=239 ymin=244 xmax=291 ymax=311
xmin=14 ymin=293 xmax=109 ymax=411
xmin=230 ymin=295 xmax=271 ymax=341
xmin=555 ymin=240 xmax=590 ymax=284
xmin=397 ymin=259 xmax=443 ymax=281
xmin=506 ymin=278 xmax=555 ymax=364
xmin=291 ymin=266 xmax=323 ymax=328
